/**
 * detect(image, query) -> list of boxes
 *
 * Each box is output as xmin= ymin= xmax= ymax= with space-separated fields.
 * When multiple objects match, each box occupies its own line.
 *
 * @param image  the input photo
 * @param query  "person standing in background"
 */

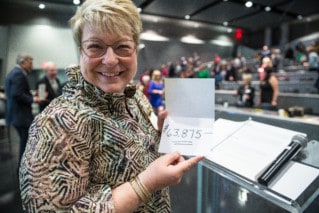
xmin=35 ymin=61 xmax=62 ymax=112
xmin=234 ymin=73 xmax=255 ymax=108
xmin=148 ymin=69 xmax=164 ymax=114
xmin=5 ymin=53 xmax=42 ymax=162
xmin=259 ymin=66 xmax=279 ymax=110
xmin=197 ymin=64 xmax=210 ymax=78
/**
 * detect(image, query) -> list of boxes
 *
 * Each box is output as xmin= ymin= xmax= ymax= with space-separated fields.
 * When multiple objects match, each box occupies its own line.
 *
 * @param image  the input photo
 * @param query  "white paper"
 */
xmin=206 ymin=118 xmax=307 ymax=181
xmin=269 ymin=161 xmax=319 ymax=200
xmin=164 ymin=78 xmax=215 ymax=118
xmin=38 ymin=83 xmax=46 ymax=99
xmin=159 ymin=78 xmax=215 ymax=155
xmin=159 ymin=116 xmax=214 ymax=156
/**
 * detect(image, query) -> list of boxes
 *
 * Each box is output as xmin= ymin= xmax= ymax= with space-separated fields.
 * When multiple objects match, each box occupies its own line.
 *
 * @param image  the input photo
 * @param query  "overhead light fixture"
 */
xmin=223 ymin=21 xmax=228 ymax=26
xmin=73 ymin=0 xmax=80 ymax=5
xmin=185 ymin=15 xmax=191 ymax=20
xmin=140 ymin=30 xmax=170 ymax=41
xmin=210 ymin=35 xmax=233 ymax=46
xmin=210 ymin=39 xmax=233 ymax=47
xmin=180 ymin=35 xmax=204 ymax=44
xmin=245 ymin=1 xmax=253 ymax=8
xmin=138 ymin=43 xmax=146 ymax=50
xmin=38 ymin=3 xmax=45 ymax=9
xmin=264 ymin=6 xmax=271 ymax=12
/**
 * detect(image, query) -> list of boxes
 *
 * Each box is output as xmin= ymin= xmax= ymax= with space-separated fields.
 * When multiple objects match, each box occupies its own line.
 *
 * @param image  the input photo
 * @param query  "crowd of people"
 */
xmin=138 ymin=40 xmax=319 ymax=110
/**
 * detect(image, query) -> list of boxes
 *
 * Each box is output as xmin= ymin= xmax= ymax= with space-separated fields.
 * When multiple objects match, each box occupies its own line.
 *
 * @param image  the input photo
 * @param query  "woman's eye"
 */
xmin=116 ymin=44 xmax=130 ymax=50
xmin=88 ymin=43 xmax=103 ymax=49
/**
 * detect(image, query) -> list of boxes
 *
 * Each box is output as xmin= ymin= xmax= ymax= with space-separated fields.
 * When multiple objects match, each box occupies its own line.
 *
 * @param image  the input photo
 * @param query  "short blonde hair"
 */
xmin=152 ymin=70 xmax=162 ymax=80
xmin=242 ymin=73 xmax=252 ymax=83
xmin=70 ymin=0 xmax=142 ymax=48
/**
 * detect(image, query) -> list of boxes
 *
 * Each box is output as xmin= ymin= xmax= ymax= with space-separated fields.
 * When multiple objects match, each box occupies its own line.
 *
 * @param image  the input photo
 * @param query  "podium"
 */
xmin=170 ymin=107 xmax=319 ymax=213
xmin=198 ymin=144 xmax=319 ymax=213
xmin=197 ymin=109 xmax=319 ymax=213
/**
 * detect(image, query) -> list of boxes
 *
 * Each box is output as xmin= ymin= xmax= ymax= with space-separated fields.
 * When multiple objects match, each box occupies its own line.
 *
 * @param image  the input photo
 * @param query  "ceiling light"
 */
xmin=210 ymin=35 xmax=233 ymax=46
xmin=73 ymin=0 xmax=80 ymax=5
xmin=185 ymin=15 xmax=191 ymax=20
xmin=38 ymin=3 xmax=45 ymax=9
xmin=180 ymin=35 xmax=204 ymax=44
xmin=210 ymin=40 xmax=233 ymax=46
xmin=245 ymin=1 xmax=253 ymax=8
xmin=138 ymin=43 xmax=145 ymax=50
xmin=223 ymin=21 xmax=228 ymax=26
xmin=140 ymin=30 xmax=169 ymax=41
xmin=265 ymin=6 xmax=271 ymax=12
xmin=297 ymin=15 xmax=303 ymax=20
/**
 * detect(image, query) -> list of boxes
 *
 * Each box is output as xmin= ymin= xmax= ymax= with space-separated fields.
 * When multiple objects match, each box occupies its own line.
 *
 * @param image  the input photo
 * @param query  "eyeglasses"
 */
xmin=81 ymin=39 xmax=136 ymax=58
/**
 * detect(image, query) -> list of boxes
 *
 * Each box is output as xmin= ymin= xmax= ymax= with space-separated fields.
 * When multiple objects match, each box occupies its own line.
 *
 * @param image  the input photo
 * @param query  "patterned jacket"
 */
xmin=19 ymin=65 xmax=171 ymax=212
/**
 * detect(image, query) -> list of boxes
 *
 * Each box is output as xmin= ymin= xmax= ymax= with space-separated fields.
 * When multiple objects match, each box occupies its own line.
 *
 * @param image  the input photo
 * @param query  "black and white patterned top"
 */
xmin=19 ymin=65 xmax=171 ymax=212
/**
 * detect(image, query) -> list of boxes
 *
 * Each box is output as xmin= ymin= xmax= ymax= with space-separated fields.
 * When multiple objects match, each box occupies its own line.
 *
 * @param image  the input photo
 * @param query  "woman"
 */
xmin=148 ymin=69 xmax=164 ymax=114
xmin=19 ymin=0 xmax=203 ymax=212
xmin=235 ymin=73 xmax=255 ymax=107
xmin=259 ymin=66 xmax=279 ymax=110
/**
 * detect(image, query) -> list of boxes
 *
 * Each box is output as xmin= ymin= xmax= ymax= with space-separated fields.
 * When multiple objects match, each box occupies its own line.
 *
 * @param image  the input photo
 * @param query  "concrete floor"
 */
xmin=0 ymin=125 xmax=23 ymax=213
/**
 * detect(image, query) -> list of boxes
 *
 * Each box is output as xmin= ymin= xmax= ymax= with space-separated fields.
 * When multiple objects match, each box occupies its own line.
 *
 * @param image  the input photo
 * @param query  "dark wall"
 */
xmin=244 ymin=19 xmax=319 ymax=49
xmin=290 ymin=19 xmax=319 ymax=41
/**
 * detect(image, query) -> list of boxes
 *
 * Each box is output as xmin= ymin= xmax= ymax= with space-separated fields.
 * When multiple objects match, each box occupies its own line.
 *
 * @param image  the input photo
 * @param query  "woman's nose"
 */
xmin=102 ymin=47 xmax=119 ymax=65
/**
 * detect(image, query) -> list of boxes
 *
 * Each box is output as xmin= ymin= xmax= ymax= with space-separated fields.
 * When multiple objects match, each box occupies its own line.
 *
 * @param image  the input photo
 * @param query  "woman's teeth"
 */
xmin=101 ymin=72 xmax=120 ymax=77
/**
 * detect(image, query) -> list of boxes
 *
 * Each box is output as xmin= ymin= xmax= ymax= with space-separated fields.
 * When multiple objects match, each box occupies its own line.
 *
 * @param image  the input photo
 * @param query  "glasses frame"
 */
xmin=80 ymin=39 xmax=136 ymax=58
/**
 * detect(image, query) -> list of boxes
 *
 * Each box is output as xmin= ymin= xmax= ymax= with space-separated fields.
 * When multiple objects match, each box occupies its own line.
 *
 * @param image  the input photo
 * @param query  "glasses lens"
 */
xmin=81 ymin=39 xmax=135 ymax=58
xmin=113 ymin=40 xmax=135 ymax=57
xmin=81 ymin=40 xmax=106 ymax=58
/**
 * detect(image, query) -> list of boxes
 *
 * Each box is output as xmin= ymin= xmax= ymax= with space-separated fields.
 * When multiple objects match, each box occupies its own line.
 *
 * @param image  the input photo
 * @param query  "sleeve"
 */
xmin=147 ymin=80 xmax=155 ymax=94
xmin=19 ymin=108 xmax=115 ymax=213
xmin=11 ymin=72 xmax=33 ymax=105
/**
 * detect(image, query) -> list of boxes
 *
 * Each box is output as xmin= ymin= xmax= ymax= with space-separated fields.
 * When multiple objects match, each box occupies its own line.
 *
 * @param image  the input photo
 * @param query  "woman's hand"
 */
xmin=139 ymin=152 xmax=204 ymax=192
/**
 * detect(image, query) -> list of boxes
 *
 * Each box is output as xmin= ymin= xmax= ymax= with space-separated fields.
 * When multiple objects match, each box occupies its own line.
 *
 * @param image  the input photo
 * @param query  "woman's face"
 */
xmin=80 ymin=25 xmax=138 ymax=93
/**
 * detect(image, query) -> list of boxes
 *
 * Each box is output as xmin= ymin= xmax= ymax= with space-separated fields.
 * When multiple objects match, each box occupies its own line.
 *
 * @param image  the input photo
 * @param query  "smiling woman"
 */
xmin=18 ymin=0 xmax=204 ymax=212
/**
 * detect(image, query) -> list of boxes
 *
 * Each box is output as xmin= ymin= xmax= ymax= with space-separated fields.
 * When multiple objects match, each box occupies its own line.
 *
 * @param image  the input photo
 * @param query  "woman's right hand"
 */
xmin=138 ymin=152 xmax=204 ymax=193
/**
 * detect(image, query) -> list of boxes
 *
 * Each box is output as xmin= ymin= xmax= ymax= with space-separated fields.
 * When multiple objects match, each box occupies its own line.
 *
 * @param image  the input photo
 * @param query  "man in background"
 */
xmin=36 ymin=61 xmax=62 ymax=112
xmin=5 ymin=53 xmax=42 ymax=163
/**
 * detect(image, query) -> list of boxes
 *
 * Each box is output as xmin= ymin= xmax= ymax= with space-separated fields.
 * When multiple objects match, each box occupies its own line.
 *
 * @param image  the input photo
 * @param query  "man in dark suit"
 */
xmin=36 ymin=61 xmax=62 ymax=112
xmin=5 ymin=53 xmax=42 ymax=162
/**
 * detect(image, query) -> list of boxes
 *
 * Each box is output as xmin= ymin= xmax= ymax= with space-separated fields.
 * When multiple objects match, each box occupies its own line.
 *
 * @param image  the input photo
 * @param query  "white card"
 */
xmin=159 ymin=116 xmax=214 ymax=156
xmin=159 ymin=78 xmax=215 ymax=156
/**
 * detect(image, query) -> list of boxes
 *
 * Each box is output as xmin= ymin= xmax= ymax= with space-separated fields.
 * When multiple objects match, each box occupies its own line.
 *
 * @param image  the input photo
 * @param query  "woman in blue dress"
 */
xmin=148 ymin=70 xmax=164 ymax=114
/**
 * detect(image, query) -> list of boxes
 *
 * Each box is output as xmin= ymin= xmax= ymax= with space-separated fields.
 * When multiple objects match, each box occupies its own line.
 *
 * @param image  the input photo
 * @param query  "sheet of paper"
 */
xmin=206 ymin=118 xmax=307 ymax=181
xmin=269 ymin=161 xmax=319 ymax=200
xmin=159 ymin=78 xmax=215 ymax=155
xmin=159 ymin=116 xmax=214 ymax=156
xmin=164 ymin=78 xmax=215 ymax=118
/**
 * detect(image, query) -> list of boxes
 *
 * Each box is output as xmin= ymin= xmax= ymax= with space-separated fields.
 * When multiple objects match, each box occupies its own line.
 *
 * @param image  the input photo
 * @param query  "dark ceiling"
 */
xmin=0 ymin=0 xmax=318 ymax=42
xmin=137 ymin=0 xmax=318 ymax=31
